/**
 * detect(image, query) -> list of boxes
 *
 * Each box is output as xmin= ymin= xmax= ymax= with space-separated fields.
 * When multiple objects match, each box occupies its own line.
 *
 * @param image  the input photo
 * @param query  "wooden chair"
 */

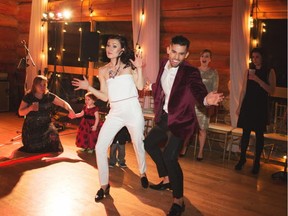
xmin=143 ymin=112 xmax=155 ymax=136
xmin=230 ymin=102 xmax=287 ymax=163
xmin=206 ymin=102 xmax=234 ymax=161
xmin=264 ymin=102 xmax=287 ymax=162
xmin=207 ymin=122 xmax=234 ymax=161
xmin=139 ymin=90 xmax=154 ymax=114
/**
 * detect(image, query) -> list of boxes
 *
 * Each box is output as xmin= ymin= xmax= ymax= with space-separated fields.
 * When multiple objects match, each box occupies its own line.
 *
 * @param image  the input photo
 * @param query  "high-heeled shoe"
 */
xmin=95 ymin=184 xmax=110 ymax=202
xmin=141 ymin=176 xmax=149 ymax=188
xmin=167 ymin=202 xmax=185 ymax=216
xmin=234 ymin=159 xmax=246 ymax=170
xmin=179 ymin=146 xmax=189 ymax=157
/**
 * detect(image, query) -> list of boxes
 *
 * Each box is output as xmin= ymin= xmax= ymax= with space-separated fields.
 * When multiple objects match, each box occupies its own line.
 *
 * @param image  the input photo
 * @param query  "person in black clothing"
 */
xmin=235 ymin=48 xmax=276 ymax=174
xmin=18 ymin=75 xmax=75 ymax=153
xmin=109 ymin=126 xmax=131 ymax=168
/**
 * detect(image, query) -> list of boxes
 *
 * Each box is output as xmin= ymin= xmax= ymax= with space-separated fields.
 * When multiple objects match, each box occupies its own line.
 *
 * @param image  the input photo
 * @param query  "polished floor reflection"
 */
xmin=0 ymin=112 xmax=286 ymax=216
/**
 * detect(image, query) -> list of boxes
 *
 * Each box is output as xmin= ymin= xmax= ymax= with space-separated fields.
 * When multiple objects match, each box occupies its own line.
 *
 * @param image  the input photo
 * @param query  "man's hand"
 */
xmin=206 ymin=91 xmax=224 ymax=106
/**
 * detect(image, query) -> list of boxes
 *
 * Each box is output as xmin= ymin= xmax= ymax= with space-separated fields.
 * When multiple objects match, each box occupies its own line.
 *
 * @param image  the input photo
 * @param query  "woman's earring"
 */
xmin=118 ymin=51 xmax=123 ymax=56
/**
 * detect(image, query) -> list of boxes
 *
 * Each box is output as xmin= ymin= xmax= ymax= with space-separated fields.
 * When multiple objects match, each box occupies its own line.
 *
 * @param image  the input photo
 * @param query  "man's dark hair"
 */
xmin=171 ymin=35 xmax=190 ymax=49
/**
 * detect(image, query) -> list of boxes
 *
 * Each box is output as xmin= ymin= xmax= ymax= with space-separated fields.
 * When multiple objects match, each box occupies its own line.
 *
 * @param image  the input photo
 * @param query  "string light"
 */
xmin=262 ymin=22 xmax=266 ymax=33
xmin=252 ymin=39 xmax=258 ymax=47
xmin=140 ymin=9 xmax=145 ymax=21
xmin=135 ymin=0 xmax=145 ymax=51
xmin=249 ymin=16 xmax=254 ymax=28
xmin=42 ymin=10 xmax=72 ymax=22
xmin=89 ymin=4 xmax=94 ymax=17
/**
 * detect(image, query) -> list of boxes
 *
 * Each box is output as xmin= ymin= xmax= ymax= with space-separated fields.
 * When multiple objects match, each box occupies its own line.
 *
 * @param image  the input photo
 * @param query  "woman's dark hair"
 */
xmin=171 ymin=35 xmax=190 ymax=49
xmin=250 ymin=47 xmax=268 ymax=69
xmin=107 ymin=35 xmax=135 ymax=69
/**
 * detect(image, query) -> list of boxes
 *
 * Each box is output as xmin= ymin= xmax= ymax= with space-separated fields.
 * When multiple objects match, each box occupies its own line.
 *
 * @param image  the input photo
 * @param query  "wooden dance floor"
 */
xmin=0 ymin=112 xmax=286 ymax=216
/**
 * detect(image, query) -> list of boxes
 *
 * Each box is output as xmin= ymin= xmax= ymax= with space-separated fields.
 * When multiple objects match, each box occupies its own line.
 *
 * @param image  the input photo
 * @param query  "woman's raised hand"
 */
xmin=72 ymin=76 xmax=89 ymax=91
xmin=130 ymin=50 xmax=143 ymax=69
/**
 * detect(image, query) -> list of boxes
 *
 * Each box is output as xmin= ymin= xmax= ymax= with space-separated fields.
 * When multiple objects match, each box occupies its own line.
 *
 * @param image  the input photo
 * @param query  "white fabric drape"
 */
xmin=25 ymin=0 xmax=48 ymax=90
xmin=229 ymin=0 xmax=251 ymax=127
xmin=131 ymin=0 xmax=160 ymax=83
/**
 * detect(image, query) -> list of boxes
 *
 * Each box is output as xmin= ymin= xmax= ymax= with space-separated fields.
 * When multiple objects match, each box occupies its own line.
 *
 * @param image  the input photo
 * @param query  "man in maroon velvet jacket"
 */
xmin=144 ymin=35 xmax=223 ymax=216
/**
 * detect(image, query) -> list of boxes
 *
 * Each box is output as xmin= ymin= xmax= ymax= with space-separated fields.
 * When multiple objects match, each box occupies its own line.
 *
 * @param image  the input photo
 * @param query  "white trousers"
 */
xmin=95 ymin=97 xmax=146 ymax=186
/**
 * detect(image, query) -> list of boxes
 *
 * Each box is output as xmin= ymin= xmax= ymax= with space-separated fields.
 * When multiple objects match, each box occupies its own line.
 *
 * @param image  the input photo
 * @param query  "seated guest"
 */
xmin=18 ymin=75 xmax=75 ymax=153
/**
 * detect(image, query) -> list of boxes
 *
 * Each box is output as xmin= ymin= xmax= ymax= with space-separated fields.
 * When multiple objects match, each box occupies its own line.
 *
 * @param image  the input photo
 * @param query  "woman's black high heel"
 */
xmin=95 ymin=184 xmax=110 ymax=202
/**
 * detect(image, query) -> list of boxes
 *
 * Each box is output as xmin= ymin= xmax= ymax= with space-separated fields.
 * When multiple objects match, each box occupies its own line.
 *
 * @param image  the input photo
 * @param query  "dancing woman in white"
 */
xmin=72 ymin=35 xmax=148 ymax=202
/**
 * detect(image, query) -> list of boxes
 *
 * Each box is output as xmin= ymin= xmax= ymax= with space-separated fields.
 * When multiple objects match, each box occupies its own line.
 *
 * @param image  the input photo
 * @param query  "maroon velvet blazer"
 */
xmin=152 ymin=59 xmax=208 ymax=139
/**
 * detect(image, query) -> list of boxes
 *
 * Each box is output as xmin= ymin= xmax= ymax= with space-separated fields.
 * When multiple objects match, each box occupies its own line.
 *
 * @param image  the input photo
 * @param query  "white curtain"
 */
xmin=229 ymin=0 xmax=251 ymax=127
xmin=25 ymin=0 xmax=48 ymax=90
xmin=131 ymin=0 xmax=160 ymax=83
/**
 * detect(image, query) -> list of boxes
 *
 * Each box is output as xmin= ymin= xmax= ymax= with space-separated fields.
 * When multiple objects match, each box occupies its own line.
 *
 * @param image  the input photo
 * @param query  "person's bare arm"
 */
xmin=53 ymin=96 xmax=76 ymax=118
xmin=91 ymin=111 xmax=100 ymax=131
xmin=75 ymin=110 xmax=84 ymax=118
xmin=72 ymin=69 xmax=109 ymax=102
xmin=130 ymin=51 xmax=145 ymax=90
xmin=249 ymin=68 xmax=276 ymax=95
xmin=18 ymin=100 xmax=38 ymax=116
xmin=236 ymin=70 xmax=248 ymax=115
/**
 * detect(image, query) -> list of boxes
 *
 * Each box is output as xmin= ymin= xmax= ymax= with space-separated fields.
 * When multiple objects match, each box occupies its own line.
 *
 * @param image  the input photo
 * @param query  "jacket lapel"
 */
xmin=170 ymin=63 xmax=184 ymax=97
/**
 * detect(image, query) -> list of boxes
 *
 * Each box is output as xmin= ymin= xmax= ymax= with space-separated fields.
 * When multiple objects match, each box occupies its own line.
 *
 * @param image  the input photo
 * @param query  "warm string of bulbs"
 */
xmin=39 ymin=0 xmax=146 ymax=61
xmin=135 ymin=0 xmax=145 ymax=53
xmin=249 ymin=0 xmax=266 ymax=48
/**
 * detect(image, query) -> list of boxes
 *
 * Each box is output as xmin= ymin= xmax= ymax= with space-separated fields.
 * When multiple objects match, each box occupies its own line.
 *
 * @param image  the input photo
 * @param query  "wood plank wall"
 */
xmin=0 ymin=0 xmax=286 ymax=110
xmin=160 ymin=0 xmax=233 ymax=94
xmin=0 ymin=1 xmax=19 ymax=74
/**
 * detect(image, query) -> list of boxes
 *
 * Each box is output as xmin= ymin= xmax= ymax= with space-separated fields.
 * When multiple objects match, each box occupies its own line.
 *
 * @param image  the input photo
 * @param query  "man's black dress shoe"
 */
xmin=167 ymin=202 xmax=185 ymax=216
xmin=141 ymin=176 xmax=149 ymax=188
xmin=95 ymin=184 xmax=110 ymax=202
xmin=149 ymin=181 xmax=171 ymax=190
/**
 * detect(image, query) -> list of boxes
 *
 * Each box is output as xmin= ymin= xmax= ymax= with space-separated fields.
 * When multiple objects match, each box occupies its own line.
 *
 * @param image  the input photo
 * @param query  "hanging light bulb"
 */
xmin=249 ymin=16 xmax=254 ymax=28
xmin=262 ymin=22 xmax=266 ymax=33
xmin=140 ymin=11 xmax=145 ymax=22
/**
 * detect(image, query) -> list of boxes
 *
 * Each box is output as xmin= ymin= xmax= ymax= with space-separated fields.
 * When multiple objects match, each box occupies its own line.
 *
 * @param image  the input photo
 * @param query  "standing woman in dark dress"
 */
xmin=235 ymin=48 xmax=276 ymax=174
xmin=18 ymin=75 xmax=76 ymax=153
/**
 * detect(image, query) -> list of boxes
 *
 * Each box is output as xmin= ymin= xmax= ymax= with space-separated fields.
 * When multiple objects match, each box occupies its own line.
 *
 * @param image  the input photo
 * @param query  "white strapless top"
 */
xmin=107 ymin=74 xmax=138 ymax=102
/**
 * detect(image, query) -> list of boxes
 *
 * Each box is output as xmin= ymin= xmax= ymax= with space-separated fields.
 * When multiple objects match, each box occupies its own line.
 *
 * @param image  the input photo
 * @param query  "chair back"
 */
xmin=271 ymin=102 xmax=287 ymax=134
xmin=139 ymin=90 xmax=154 ymax=113
xmin=213 ymin=101 xmax=231 ymax=125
